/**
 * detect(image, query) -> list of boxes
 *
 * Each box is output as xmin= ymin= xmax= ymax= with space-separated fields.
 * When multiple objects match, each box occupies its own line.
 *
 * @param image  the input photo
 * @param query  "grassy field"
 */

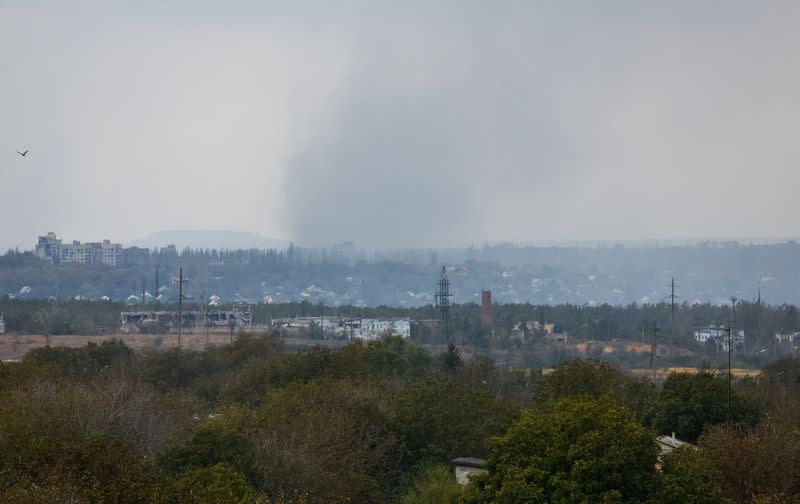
xmin=0 ymin=329 xmax=356 ymax=361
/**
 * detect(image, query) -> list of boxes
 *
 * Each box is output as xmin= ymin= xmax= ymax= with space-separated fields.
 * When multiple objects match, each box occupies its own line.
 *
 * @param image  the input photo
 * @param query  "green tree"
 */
xmin=393 ymin=375 xmax=518 ymax=466
xmin=438 ymin=343 xmax=463 ymax=372
xmin=655 ymin=448 xmax=729 ymax=504
xmin=0 ymin=433 xmax=159 ymax=503
xmin=159 ymin=427 xmax=262 ymax=487
xmin=400 ymin=463 xmax=464 ymax=504
xmin=651 ymin=371 xmax=758 ymax=443
xmin=231 ymin=379 xmax=400 ymax=503
xmin=169 ymin=463 xmax=255 ymax=504
xmin=533 ymin=359 xmax=656 ymax=421
xmin=466 ymin=396 xmax=659 ymax=503
xmin=699 ymin=423 xmax=800 ymax=503
xmin=23 ymin=340 xmax=132 ymax=377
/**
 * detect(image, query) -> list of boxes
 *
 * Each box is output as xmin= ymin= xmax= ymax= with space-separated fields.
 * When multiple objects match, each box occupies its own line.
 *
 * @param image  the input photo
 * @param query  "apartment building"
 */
xmin=35 ymin=233 xmax=121 ymax=266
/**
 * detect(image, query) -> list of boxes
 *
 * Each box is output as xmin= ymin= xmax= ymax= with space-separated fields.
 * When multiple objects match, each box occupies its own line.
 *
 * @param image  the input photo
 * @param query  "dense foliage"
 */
xmin=0 ymin=336 xmax=799 ymax=502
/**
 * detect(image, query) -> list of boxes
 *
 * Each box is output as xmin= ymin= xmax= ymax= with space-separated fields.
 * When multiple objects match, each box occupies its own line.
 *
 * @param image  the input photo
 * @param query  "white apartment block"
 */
xmin=35 ymin=233 xmax=121 ymax=266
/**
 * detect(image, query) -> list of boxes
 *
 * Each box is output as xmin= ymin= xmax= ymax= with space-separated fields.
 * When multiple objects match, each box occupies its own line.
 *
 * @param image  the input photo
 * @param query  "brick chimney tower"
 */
xmin=480 ymin=290 xmax=492 ymax=328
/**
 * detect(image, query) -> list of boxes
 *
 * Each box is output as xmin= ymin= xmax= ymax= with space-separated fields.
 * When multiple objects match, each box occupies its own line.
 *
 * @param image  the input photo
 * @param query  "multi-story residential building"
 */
xmin=35 ymin=232 xmax=62 ymax=263
xmin=61 ymin=241 xmax=88 ymax=264
xmin=35 ymin=233 xmax=122 ymax=266
xmin=99 ymin=240 xmax=122 ymax=266
xmin=121 ymin=246 xmax=151 ymax=266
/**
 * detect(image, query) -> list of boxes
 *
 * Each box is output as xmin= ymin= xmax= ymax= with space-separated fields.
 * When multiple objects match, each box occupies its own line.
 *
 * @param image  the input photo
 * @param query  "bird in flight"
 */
xmin=17 ymin=149 xmax=29 ymax=157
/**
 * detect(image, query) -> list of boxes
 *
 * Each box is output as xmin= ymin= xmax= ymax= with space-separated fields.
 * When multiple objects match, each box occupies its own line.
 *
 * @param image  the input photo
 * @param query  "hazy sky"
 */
xmin=2 ymin=1 xmax=799 ymax=250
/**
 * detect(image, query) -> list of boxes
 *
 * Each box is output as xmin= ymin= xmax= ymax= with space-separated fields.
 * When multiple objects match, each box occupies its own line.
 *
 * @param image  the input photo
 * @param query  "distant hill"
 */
xmin=132 ymin=230 xmax=291 ymax=251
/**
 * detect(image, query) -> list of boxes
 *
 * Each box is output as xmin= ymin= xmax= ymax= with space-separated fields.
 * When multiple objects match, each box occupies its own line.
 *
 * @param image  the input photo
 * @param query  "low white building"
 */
xmin=357 ymin=319 xmax=411 ymax=340
xmin=693 ymin=325 xmax=744 ymax=351
xmin=775 ymin=332 xmax=800 ymax=344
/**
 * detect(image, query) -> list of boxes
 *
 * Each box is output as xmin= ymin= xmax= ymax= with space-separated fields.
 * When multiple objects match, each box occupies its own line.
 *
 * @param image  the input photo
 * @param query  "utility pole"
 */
xmin=670 ymin=278 xmax=676 ymax=322
xmin=641 ymin=319 xmax=646 ymax=345
xmin=178 ymin=266 xmax=183 ymax=350
xmin=727 ymin=297 xmax=736 ymax=423
xmin=154 ymin=265 xmax=160 ymax=310
xmin=200 ymin=283 xmax=208 ymax=349
xmin=651 ymin=323 xmax=660 ymax=382
xmin=321 ymin=301 xmax=325 ymax=340
xmin=727 ymin=324 xmax=732 ymax=423
xmin=756 ymin=288 xmax=762 ymax=356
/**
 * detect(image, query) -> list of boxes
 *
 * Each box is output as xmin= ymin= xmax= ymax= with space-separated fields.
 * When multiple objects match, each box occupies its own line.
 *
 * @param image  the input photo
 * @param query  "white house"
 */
xmin=693 ymin=325 xmax=744 ymax=351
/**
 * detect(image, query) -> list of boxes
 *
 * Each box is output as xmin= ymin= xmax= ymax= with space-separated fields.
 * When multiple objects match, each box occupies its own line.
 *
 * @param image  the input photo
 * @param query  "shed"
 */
xmin=452 ymin=457 xmax=488 ymax=485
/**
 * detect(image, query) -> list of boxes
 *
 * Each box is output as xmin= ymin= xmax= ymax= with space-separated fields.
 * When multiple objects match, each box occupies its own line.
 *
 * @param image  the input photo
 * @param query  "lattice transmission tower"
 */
xmin=435 ymin=266 xmax=455 ymax=345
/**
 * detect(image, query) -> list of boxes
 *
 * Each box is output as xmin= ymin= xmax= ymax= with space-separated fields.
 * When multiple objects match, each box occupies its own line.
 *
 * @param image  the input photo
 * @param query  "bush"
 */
xmin=399 ymin=464 xmax=463 ymax=504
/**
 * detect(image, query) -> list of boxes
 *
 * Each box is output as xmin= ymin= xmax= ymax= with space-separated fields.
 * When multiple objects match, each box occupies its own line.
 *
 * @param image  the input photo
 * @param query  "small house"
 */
xmin=655 ymin=433 xmax=691 ymax=470
xmin=452 ymin=457 xmax=488 ymax=485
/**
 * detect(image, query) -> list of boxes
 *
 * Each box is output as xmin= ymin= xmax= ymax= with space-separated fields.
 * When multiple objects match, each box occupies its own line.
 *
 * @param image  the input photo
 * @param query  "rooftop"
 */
xmin=451 ymin=457 xmax=487 ymax=469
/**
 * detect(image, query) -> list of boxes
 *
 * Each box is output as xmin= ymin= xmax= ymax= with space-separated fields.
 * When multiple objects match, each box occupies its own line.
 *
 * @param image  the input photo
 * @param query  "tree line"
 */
xmin=1 ymin=334 xmax=799 ymax=502
xmin=3 ymin=298 xmax=800 ymax=367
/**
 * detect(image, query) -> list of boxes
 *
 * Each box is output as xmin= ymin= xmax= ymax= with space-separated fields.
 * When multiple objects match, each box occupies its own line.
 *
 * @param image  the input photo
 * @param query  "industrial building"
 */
xmin=121 ymin=304 xmax=252 ymax=331
xmin=271 ymin=317 xmax=410 ymax=341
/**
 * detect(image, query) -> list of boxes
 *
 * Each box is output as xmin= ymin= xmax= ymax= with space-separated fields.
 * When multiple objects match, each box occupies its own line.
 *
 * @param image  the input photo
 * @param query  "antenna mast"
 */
xmin=435 ymin=266 xmax=454 ymax=345
xmin=651 ymin=323 xmax=660 ymax=382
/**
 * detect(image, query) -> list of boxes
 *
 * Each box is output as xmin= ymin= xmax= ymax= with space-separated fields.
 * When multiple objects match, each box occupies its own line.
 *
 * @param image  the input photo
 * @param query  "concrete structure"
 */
xmin=452 ymin=458 xmax=487 ymax=485
xmin=510 ymin=320 xmax=561 ymax=342
xmin=272 ymin=316 xmax=410 ymax=341
xmin=480 ymin=290 xmax=492 ymax=328
xmin=775 ymin=331 xmax=800 ymax=356
xmin=98 ymin=240 xmax=122 ymax=265
xmin=693 ymin=325 xmax=744 ymax=352
xmin=35 ymin=233 xmax=121 ymax=265
xmin=121 ymin=246 xmax=151 ymax=265
xmin=775 ymin=332 xmax=799 ymax=344
xmin=121 ymin=305 xmax=252 ymax=330
xmin=35 ymin=232 xmax=62 ymax=263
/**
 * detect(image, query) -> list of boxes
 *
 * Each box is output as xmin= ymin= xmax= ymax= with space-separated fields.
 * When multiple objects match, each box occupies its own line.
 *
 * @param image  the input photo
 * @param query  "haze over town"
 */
xmin=4 ymin=1 xmax=800 ymax=250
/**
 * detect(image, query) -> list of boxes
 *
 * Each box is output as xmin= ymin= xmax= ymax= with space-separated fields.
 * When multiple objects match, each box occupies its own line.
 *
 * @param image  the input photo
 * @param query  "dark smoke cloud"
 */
xmin=284 ymin=2 xmax=800 ymax=248
xmin=2 ymin=2 xmax=800 ymax=250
